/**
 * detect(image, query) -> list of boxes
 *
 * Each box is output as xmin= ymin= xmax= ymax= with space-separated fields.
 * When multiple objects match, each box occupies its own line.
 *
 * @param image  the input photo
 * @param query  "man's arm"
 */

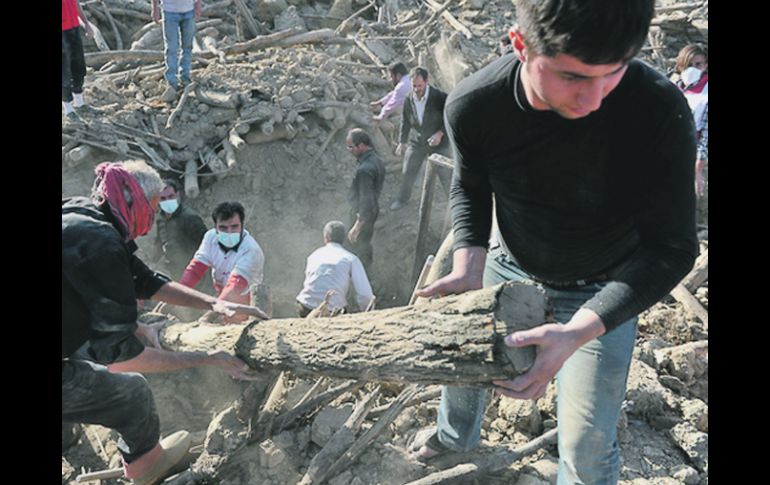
xmin=398 ymin=96 xmax=414 ymax=147
xmin=350 ymin=256 xmax=374 ymax=310
xmin=150 ymin=280 xmax=269 ymax=320
xmin=379 ymin=77 xmax=411 ymax=119
xmin=195 ymin=0 xmax=202 ymax=18
xmin=151 ymin=0 xmax=161 ymax=23
xmin=107 ymin=347 xmax=257 ymax=380
xmin=75 ymin=0 xmax=94 ymax=37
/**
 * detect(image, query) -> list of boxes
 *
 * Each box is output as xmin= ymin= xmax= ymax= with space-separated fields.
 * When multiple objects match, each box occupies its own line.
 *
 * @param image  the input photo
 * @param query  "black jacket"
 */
xmin=399 ymin=85 xmax=449 ymax=150
xmin=348 ymin=148 xmax=386 ymax=224
xmin=62 ymin=197 xmax=170 ymax=362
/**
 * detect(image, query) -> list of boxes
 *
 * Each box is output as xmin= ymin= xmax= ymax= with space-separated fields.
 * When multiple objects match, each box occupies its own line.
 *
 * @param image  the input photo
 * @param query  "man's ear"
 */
xmin=510 ymin=27 xmax=527 ymax=62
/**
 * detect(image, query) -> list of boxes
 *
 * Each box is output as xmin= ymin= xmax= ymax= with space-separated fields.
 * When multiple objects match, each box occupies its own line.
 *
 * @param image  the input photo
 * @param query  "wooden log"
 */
xmin=245 ymin=123 xmax=297 ymax=144
xmin=230 ymin=282 xmax=546 ymax=385
xmin=299 ymin=386 xmax=381 ymax=485
xmin=276 ymin=29 xmax=353 ymax=47
xmin=184 ymin=159 xmax=200 ymax=198
xmin=423 ymin=0 xmax=473 ymax=39
xmin=166 ymin=82 xmax=197 ymax=129
xmin=193 ymin=86 xmax=240 ymax=109
xmin=221 ymin=137 xmax=238 ymax=170
xmin=323 ymin=384 xmax=422 ymax=483
xmin=404 ymin=428 xmax=559 ymax=485
xmin=682 ymin=249 xmax=708 ymax=293
xmin=225 ymin=28 xmax=300 ymax=55
xmin=670 ymin=283 xmax=708 ymax=328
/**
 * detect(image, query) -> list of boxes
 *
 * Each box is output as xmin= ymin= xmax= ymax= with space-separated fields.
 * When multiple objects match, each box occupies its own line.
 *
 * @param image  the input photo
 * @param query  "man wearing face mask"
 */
xmin=142 ymin=179 xmax=207 ymax=281
xmin=180 ymin=202 xmax=266 ymax=323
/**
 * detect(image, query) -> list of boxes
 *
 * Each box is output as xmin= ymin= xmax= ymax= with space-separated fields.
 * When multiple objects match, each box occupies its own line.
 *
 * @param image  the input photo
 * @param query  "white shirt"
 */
xmin=296 ymin=243 xmax=373 ymax=311
xmin=193 ymin=229 xmax=264 ymax=289
xmin=413 ymin=84 xmax=430 ymax=126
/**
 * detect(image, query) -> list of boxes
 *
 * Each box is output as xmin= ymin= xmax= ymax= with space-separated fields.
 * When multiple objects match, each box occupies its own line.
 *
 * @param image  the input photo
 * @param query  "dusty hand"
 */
xmin=414 ymin=270 xmax=482 ymax=299
xmin=492 ymin=323 xmax=582 ymax=400
xmin=135 ymin=321 xmax=167 ymax=349
xmin=212 ymin=300 xmax=269 ymax=321
xmin=427 ymin=131 xmax=444 ymax=147
xmin=83 ymin=21 xmax=94 ymax=38
xmin=395 ymin=143 xmax=406 ymax=157
xmin=208 ymin=351 xmax=261 ymax=380
xmin=195 ymin=2 xmax=202 ymax=18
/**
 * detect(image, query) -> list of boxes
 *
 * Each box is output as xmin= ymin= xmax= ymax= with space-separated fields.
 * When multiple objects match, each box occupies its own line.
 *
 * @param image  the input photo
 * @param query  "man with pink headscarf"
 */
xmin=62 ymin=160 xmax=268 ymax=484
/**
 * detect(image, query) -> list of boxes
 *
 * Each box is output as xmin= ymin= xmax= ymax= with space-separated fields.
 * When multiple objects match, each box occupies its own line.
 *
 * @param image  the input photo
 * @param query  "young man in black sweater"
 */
xmin=414 ymin=1 xmax=698 ymax=483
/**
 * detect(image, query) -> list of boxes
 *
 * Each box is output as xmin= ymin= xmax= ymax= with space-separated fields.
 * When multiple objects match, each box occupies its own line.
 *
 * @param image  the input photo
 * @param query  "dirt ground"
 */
xmin=62 ymin=1 xmax=708 ymax=484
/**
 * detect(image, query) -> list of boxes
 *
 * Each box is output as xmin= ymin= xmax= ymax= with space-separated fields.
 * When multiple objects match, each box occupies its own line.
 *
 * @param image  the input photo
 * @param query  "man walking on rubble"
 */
xmin=63 ymin=160 xmax=268 ymax=485
xmin=180 ymin=201 xmax=270 ymax=322
xmin=62 ymin=0 xmax=95 ymax=124
xmin=390 ymin=67 xmax=451 ymax=211
xmin=413 ymin=1 xmax=698 ymax=483
xmin=345 ymin=128 xmax=386 ymax=273
xmin=296 ymin=221 xmax=375 ymax=317
xmin=152 ymin=0 xmax=202 ymax=102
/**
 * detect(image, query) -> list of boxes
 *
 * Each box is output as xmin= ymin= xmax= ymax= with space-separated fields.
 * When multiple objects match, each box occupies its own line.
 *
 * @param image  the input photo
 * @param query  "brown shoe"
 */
xmin=129 ymin=430 xmax=192 ymax=485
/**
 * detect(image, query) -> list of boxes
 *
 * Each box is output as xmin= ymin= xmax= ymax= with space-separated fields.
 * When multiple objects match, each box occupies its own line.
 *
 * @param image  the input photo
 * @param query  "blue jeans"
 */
xmin=162 ymin=10 xmax=196 ymax=87
xmin=436 ymin=246 xmax=637 ymax=485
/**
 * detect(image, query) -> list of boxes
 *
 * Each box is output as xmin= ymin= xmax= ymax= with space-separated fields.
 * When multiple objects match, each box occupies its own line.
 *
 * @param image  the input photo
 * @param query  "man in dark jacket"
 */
xmin=346 ymin=128 xmax=386 ymax=272
xmin=391 ymin=67 xmax=451 ymax=210
xmin=63 ymin=160 xmax=267 ymax=484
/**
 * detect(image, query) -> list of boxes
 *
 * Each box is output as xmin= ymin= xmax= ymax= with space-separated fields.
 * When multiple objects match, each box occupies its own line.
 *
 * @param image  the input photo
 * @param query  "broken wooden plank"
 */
xmin=682 ymin=249 xmax=708 ymax=293
xmin=166 ymin=82 xmax=197 ymax=129
xmin=299 ymin=386 xmax=381 ymax=485
xmin=274 ymin=380 xmax=364 ymax=434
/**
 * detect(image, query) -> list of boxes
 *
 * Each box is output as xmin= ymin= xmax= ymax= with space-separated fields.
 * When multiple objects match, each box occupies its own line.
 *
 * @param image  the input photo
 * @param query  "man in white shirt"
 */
xmin=180 ymin=202 xmax=266 ymax=322
xmin=296 ymin=221 xmax=374 ymax=317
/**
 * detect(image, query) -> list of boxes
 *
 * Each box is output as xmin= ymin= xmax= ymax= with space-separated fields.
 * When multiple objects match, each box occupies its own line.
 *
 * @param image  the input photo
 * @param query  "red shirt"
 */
xmin=62 ymin=0 xmax=80 ymax=31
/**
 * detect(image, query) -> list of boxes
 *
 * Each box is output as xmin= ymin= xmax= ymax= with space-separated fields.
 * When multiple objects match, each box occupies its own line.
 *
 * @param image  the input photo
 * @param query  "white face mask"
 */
xmin=681 ymin=66 xmax=702 ymax=86
xmin=218 ymin=231 xmax=241 ymax=248
xmin=159 ymin=199 xmax=179 ymax=214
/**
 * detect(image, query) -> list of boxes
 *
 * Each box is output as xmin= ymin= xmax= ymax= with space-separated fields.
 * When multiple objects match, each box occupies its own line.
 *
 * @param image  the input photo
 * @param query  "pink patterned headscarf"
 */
xmin=92 ymin=162 xmax=154 ymax=241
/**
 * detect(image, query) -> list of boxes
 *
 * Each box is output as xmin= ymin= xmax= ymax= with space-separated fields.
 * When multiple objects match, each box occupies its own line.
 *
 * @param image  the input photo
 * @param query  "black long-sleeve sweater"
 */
xmin=446 ymin=55 xmax=698 ymax=331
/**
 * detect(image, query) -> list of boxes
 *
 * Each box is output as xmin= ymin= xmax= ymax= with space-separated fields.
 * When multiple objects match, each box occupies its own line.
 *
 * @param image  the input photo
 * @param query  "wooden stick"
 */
xmin=369 ymin=385 xmax=440 ymax=418
xmin=404 ymin=428 xmax=559 ymax=485
xmin=335 ymin=1 xmax=376 ymax=34
xmin=294 ymin=377 xmax=328 ymax=410
xmin=365 ymin=296 xmax=377 ymax=312
xmin=322 ymin=384 xmax=422 ymax=483
xmin=299 ymin=386 xmax=381 ymax=485
xmin=682 ymin=249 xmax=708 ymax=293
xmin=184 ymin=159 xmax=200 ymax=198
xmin=76 ymin=467 xmax=124 ymax=482
xmin=99 ymin=0 xmax=123 ymax=50
xmin=409 ymin=255 xmax=434 ymax=305
xmin=166 ymin=82 xmax=197 ymax=129
xmin=112 ymin=121 xmax=185 ymax=148
xmin=251 ymin=371 xmax=288 ymax=442
xmin=409 ymin=0 xmax=450 ymax=40
xmin=273 ymin=380 xmax=364 ymax=434
xmin=233 ymin=0 xmax=264 ymax=37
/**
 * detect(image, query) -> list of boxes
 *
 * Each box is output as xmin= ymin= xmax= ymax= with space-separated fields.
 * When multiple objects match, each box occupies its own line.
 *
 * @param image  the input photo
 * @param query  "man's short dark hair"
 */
xmin=348 ymin=128 xmax=372 ymax=148
xmin=163 ymin=178 xmax=181 ymax=193
xmin=513 ymin=0 xmax=655 ymax=64
xmin=410 ymin=66 xmax=429 ymax=82
xmin=389 ymin=62 xmax=408 ymax=77
xmin=323 ymin=221 xmax=347 ymax=245
xmin=212 ymin=201 xmax=245 ymax=224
